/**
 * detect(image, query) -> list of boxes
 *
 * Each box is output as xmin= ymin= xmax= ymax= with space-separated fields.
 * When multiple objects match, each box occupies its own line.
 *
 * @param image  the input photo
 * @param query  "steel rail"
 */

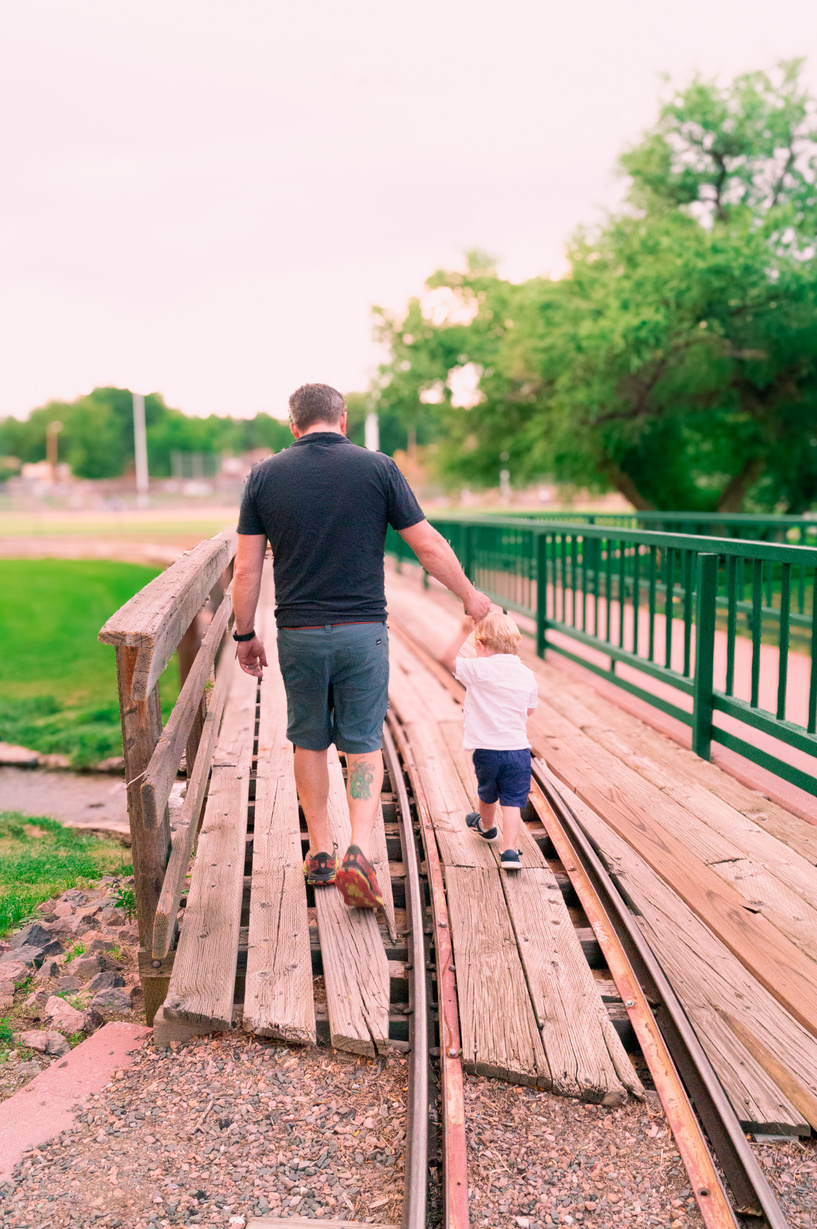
xmin=387 ymin=712 xmax=471 ymax=1229
xmin=533 ymin=761 xmax=790 ymax=1229
xmin=382 ymin=724 xmax=429 ymax=1229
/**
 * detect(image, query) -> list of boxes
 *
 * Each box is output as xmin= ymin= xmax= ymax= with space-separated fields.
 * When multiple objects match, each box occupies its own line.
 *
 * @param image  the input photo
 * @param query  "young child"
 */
xmin=444 ymin=611 xmax=538 ymax=869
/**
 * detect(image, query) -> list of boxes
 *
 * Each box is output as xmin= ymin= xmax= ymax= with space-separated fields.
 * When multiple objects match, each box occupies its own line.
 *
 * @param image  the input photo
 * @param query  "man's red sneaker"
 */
xmin=335 ymin=845 xmax=384 ymax=909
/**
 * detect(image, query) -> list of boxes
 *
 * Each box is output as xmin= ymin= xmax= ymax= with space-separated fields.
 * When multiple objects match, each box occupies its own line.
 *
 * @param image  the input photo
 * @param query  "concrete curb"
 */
xmin=0 ymin=1021 xmax=150 ymax=1183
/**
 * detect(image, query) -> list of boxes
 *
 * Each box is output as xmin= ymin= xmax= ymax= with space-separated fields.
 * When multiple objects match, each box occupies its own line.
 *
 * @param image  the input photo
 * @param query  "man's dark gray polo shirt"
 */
xmin=237 ymin=432 xmax=425 ymax=627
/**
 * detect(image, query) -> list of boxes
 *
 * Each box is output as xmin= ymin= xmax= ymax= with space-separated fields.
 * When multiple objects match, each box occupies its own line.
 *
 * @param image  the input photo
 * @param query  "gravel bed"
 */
xmin=464 ymin=1074 xmax=705 ymax=1228
xmin=0 ymin=1033 xmax=408 ymax=1229
xmin=750 ymin=1138 xmax=817 ymax=1228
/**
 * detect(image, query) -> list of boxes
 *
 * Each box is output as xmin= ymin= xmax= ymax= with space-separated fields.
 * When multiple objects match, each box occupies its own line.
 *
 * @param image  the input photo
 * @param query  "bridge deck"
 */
xmin=385 ymin=565 xmax=817 ymax=1134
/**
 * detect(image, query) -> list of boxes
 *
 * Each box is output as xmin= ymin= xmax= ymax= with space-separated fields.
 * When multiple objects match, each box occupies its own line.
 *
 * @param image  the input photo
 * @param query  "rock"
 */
xmin=52 ymin=901 xmax=75 ymax=919
xmin=62 ymin=890 xmax=89 ymax=905
xmin=45 ymin=994 xmax=87 ymax=1033
xmin=0 ymin=959 xmax=31 ymax=982
xmin=38 ymin=753 xmax=72 ymax=769
xmin=56 ymin=975 xmax=82 ymax=993
xmin=1 ymin=945 xmax=52 ymax=969
xmin=14 ymin=1029 xmax=49 ymax=1052
xmin=96 ymin=755 xmax=125 ymax=773
xmin=70 ymin=956 xmax=102 ymax=980
xmin=0 ymin=741 xmax=39 ymax=766
xmin=16 ymin=1060 xmax=41 ymax=1079
xmin=10 ymin=922 xmax=53 ymax=950
xmin=97 ymin=906 xmax=125 ymax=926
xmin=87 ymin=970 xmax=125 ymax=993
xmin=34 ymin=959 xmax=61 ymax=982
xmin=91 ymin=988 xmax=132 ymax=1014
xmin=22 ymin=989 xmax=49 ymax=1014
xmin=45 ymin=1032 xmax=71 ymax=1056
xmin=89 ymin=938 xmax=120 ymax=954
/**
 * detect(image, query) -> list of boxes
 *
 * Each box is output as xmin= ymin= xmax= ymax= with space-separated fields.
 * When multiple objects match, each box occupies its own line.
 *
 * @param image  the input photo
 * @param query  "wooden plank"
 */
xmin=500 ymin=864 xmax=640 ymax=1103
xmin=547 ymin=771 xmax=817 ymax=1133
xmin=163 ymin=651 xmax=256 ymax=1029
xmin=152 ymin=652 xmax=234 ymax=958
xmin=445 ymin=864 xmax=548 ymax=1086
xmin=243 ymin=649 xmax=316 ymax=1045
xmin=573 ymin=773 xmax=817 ymax=1038
xmin=141 ymin=593 xmax=233 ymax=831
xmin=716 ymin=1007 xmax=817 ymax=1132
xmin=530 ymin=705 xmax=817 ymax=962
xmin=313 ymin=751 xmax=390 ymax=1056
xmin=401 ymin=720 xmax=494 ymax=869
xmin=539 ymin=677 xmax=817 ymax=921
xmin=541 ymin=657 xmax=817 ymax=865
xmin=99 ymin=530 xmax=237 ymax=700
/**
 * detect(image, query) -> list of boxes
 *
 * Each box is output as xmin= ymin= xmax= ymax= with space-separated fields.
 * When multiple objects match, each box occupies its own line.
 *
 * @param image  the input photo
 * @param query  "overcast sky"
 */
xmin=2 ymin=0 xmax=816 ymax=421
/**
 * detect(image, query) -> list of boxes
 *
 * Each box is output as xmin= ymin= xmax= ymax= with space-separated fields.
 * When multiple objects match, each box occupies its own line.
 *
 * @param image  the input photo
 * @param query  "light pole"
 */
xmin=132 ymin=392 xmax=149 ymax=509
xmin=46 ymin=420 xmax=63 ymax=481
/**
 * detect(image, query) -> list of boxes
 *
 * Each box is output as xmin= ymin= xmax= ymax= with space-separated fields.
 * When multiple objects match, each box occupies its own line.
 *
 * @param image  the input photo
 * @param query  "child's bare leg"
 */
xmin=478 ymin=800 xmax=498 ymax=833
xmin=500 ymin=805 xmax=522 ymax=851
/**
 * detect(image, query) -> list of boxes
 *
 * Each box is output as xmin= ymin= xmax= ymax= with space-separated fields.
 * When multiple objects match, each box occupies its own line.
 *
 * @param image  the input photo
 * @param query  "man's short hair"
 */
xmin=289 ymin=383 xmax=346 ymax=430
xmin=474 ymin=611 xmax=521 ymax=655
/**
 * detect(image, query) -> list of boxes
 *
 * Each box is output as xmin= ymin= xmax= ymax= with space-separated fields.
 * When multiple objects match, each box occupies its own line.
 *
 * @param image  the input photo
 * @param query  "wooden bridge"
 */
xmin=98 ymin=530 xmax=817 ymax=1140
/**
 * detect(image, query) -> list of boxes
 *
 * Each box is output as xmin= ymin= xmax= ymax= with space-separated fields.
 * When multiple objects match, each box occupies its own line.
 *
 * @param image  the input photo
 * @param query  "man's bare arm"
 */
xmin=233 ymin=534 xmax=269 ymax=678
xmin=398 ymin=520 xmax=491 ymax=622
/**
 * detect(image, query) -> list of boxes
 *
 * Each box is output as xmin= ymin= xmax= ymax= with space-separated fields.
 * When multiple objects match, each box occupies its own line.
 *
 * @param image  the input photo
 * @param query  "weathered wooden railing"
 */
xmin=98 ymin=530 xmax=237 ymax=1020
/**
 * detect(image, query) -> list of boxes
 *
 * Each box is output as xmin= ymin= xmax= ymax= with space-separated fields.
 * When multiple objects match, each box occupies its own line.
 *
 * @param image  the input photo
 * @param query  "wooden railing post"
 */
xmin=536 ymin=531 xmax=548 ymax=658
xmin=692 ymin=553 xmax=719 ymax=761
xmin=116 ymin=645 xmax=171 ymax=1023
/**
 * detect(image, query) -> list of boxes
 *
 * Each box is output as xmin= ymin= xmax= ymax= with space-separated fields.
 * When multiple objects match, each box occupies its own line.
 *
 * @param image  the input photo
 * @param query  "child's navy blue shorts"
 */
xmin=472 ymin=748 xmax=532 ymax=809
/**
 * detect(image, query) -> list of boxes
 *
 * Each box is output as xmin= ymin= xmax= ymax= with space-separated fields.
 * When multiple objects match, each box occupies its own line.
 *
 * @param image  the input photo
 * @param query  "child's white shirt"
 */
xmin=454 ymin=648 xmax=538 ymax=751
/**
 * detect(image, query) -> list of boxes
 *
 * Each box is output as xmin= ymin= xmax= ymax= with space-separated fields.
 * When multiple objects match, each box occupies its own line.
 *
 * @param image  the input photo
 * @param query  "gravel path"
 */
xmin=0 ymin=1034 xmax=408 ymax=1229
xmin=464 ymin=1074 xmax=705 ymax=1228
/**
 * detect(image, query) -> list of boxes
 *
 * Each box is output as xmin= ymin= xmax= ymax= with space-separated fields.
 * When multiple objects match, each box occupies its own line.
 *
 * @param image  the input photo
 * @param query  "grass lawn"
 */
xmin=0 ymin=559 xmax=180 ymax=766
xmin=0 ymin=811 xmax=131 ymax=938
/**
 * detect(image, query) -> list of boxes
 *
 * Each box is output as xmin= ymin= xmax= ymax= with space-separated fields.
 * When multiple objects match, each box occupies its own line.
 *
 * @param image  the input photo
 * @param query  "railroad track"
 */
xmin=373 ymin=628 xmax=793 ymax=1229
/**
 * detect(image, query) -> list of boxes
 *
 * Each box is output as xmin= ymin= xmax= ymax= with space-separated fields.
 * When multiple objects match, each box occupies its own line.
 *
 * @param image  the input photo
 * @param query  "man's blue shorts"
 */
xmin=276 ymin=622 xmax=388 ymax=755
xmin=472 ymin=748 xmax=532 ymax=809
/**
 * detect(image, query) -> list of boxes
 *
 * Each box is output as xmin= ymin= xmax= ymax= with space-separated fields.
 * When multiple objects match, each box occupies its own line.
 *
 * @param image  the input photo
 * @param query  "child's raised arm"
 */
xmin=441 ymin=614 xmax=476 ymax=674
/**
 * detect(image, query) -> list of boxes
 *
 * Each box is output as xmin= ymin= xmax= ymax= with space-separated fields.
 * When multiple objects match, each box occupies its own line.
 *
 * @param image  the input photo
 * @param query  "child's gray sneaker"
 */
xmin=500 ymin=848 xmax=522 ymax=870
xmin=466 ymin=811 xmax=499 ymax=843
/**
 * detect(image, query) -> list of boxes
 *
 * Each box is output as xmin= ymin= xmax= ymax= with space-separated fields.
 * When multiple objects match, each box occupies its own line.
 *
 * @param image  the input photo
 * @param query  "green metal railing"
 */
xmin=386 ymin=516 xmax=817 ymax=797
xmin=488 ymin=510 xmax=817 ymax=547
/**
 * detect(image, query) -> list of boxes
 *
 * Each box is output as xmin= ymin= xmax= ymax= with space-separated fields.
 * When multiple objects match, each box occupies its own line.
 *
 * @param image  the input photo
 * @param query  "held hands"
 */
xmin=237 ymin=635 xmax=268 ymax=679
xmin=465 ymin=590 xmax=492 ymax=624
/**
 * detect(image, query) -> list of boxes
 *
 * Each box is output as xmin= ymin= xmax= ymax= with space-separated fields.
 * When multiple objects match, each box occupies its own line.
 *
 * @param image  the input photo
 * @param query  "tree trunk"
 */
xmin=601 ymin=461 xmax=656 ymax=511
xmin=716 ymin=457 xmax=765 ymax=512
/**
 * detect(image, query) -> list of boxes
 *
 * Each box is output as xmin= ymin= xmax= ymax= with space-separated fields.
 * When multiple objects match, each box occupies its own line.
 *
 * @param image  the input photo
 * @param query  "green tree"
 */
xmin=373 ymin=62 xmax=817 ymax=512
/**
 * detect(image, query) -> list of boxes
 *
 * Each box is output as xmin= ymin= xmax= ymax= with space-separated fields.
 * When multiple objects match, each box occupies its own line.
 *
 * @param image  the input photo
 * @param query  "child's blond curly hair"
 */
xmin=473 ymin=611 xmax=521 ymax=655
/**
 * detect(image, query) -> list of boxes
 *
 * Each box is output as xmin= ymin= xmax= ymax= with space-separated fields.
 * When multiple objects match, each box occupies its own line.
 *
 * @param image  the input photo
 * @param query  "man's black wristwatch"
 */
xmin=233 ymin=629 xmax=257 ymax=643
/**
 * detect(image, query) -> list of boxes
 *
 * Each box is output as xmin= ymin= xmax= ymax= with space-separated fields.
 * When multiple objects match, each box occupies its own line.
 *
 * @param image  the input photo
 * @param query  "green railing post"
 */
xmin=692 ymin=553 xmax=719 ymax=760
xmin=536 ymin=531 xmax=547 ymax=658
xmin=462 ymin=523 xmax=473 ymax=581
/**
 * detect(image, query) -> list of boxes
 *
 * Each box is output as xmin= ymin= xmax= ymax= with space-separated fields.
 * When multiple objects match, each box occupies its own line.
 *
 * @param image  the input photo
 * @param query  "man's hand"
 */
xmin=237 ymin=635 xmax=268 ymax=679
xmin=465 ymin=590 xmax=492 ymax=623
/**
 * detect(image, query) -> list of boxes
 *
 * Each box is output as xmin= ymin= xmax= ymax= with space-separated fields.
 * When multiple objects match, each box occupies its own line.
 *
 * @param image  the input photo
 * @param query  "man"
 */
xmin=232 ymin=382 xmax=491 ymax=908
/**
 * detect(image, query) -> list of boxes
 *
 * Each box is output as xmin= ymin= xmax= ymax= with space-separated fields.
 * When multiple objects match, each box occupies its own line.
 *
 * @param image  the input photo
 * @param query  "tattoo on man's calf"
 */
xmin=349 ymin=760 xmax=374 ymax=800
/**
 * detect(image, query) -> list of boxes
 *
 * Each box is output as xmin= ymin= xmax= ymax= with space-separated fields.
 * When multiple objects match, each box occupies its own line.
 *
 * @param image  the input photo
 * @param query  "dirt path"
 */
xmin=0 ymin=767 xmax=130 ymax=838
